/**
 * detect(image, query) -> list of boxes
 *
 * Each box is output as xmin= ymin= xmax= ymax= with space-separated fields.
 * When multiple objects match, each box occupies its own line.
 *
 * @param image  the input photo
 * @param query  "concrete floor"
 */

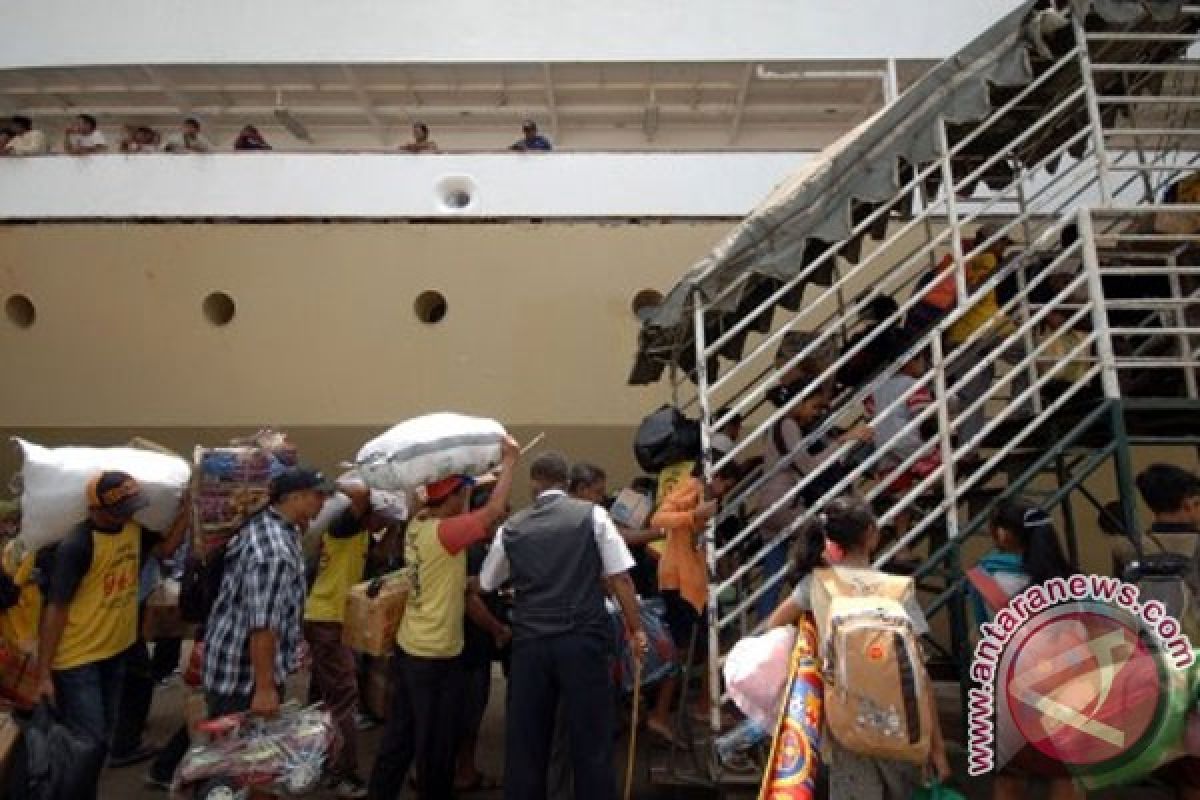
xmin=97 ymin=670 xmax=1178 ymax=800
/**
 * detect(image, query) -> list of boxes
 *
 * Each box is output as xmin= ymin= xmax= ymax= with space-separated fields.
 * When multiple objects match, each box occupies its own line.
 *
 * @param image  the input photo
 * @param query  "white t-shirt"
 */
xmin=68 ymin=130 xmax=107 ymax=151
xmin=479 ymin=490 xmax=635 ymax=590
xmin=8 ymin=130 xmax=47 ymax=155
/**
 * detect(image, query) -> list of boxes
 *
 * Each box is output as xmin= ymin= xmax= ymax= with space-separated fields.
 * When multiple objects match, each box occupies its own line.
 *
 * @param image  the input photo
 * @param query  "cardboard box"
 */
xmin=342 ymin=572 xmax=409 ymax=657
xmin=143 ymin=579 xmax=196 ymax=641
xmin=609 ymin=488 xmax=652 ymax=530
xmin=361 ymin=655 xmax=393 ymax=720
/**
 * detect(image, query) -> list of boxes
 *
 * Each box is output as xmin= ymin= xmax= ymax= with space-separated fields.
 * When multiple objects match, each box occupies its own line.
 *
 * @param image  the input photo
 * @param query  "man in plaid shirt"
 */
xmin=203 ymin=467 xmax=333 ymax=717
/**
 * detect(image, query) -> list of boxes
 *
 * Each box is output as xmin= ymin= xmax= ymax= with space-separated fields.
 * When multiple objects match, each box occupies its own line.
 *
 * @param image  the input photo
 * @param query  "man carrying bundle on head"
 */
xmin=35 ymin=471 xmax=190 ymax=800
xmin=367 ymin=436 xmax=520 ymax=800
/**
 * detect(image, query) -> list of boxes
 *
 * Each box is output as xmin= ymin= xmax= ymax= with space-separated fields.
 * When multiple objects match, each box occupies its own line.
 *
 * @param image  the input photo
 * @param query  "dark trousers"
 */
xmin=305 ymin=620 xmax=360 ymax=778
xmin=150 ymin=637 xmax=183 ymax=682
xmin=368 ymin=650 xmax=464 ymax=800
xmin=52 ymin=649 xmax=127 ymax=800
xmin=505 ymin=632 xmax=616 ymax=800
xmin=547 ymin=699 xmax=575 ymax=800
xmin=111 ymin=637 xmax=155 ymax=758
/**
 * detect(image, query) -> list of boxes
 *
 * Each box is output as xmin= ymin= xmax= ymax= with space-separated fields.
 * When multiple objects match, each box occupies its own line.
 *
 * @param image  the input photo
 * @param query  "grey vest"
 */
xmin=503 ymin=493 xmax=609 ymax=642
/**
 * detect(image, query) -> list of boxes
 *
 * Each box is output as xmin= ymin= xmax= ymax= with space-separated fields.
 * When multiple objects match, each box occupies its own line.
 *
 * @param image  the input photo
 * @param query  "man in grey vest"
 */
xmin=480 ymin=452 xmax=647 ymax=800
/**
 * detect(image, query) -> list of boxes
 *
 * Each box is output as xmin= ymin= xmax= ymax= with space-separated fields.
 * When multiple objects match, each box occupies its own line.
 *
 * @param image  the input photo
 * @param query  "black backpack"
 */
xmin=633 ymin=406 xmax=701 ymax=473
xmin=4 ymin=703 xmax=106 ymax=800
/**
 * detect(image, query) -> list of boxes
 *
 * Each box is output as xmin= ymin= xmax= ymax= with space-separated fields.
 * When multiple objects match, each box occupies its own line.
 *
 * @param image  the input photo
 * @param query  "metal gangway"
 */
xmin=628 ymin=0 xmax=1200 ymax=788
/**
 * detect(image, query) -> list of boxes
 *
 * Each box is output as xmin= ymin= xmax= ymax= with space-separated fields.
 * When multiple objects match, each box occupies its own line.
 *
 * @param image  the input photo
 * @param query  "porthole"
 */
xmin=632 ymin=289 xmax=664 ymax=321
xmin=435 ymin=175 xmax=478 ymax=213
xmin=414 ymin=291 xmax=448 ymax=325
xmin=203 ymin=292 xmax=236 ymax=326
xmin=4 ymin=295 xmax=35 ymax=329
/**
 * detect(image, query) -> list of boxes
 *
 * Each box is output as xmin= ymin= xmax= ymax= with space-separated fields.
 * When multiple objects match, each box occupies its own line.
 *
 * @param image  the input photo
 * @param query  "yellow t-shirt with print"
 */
xmin=304 ymin=529 xmax=370 ymax=624
xmin=55 ymin=522 xmax=141 ymax=670
xmin=397 ymin=516 xmax=466 ymax=659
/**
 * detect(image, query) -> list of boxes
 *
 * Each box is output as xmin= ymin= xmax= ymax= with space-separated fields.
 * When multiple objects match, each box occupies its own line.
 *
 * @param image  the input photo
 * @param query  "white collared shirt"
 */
xmin=479 ymin=489 xmax=635 ymax=591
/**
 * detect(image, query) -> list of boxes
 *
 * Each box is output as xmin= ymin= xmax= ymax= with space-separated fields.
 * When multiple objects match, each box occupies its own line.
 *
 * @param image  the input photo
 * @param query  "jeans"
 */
xmin=504 ymin=631 xmax=617 ymax=800
xmin=111 ymin=637 xmax=155 ymax=759
xmin=756 ymin=537 xmax=791 ymax=622
xmin=368 ymin=650 xmax=465 ymax=800
xmin=305 ymin=621 xmax=361 ymax=779
xmin=52 ymin=649 xmax=128 ymax=800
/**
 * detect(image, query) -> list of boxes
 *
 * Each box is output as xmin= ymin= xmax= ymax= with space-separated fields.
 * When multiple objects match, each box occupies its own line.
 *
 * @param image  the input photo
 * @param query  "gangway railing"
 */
xmin=633 ymin=5 xmax=1200 ymax=782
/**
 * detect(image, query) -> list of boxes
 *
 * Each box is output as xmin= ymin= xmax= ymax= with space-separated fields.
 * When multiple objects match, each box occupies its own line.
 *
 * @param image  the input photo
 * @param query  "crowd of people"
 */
xmin=0 ymin=114 xmax=554 ymax=156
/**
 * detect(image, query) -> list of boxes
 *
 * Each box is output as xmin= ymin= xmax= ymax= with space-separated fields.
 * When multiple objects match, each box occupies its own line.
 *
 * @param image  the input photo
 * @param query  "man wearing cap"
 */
xmin=304 ymin=483 xmax=405 ymax=800
xmin=203 ymin=466 xmax=333 ymax=720
xmin=368 ymin=436 xmax=519 ymax=800
xmin=480 ymin=452 xmax=647 ymax=800
xmin=35 ymin=471 xmax=189 ymax=799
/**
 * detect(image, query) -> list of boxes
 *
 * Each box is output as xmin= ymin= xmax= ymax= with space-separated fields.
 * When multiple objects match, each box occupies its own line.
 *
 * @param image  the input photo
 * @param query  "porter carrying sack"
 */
xmin=355 ymin=413 xmax=507 ymax=492
xmin=811 ymin=567 xmax=932 ymax=764
xmin=13 ymin=439 xmax=191 ymax=551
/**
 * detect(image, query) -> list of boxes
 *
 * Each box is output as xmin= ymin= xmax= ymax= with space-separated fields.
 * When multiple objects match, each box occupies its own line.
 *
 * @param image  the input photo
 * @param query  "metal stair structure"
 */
xmin=629 ymin=0 xmax=1200 ymax=789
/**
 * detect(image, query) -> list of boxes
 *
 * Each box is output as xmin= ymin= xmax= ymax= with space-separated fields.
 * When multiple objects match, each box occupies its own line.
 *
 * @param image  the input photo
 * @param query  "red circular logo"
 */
xmin=1004 ymin=611 xmax=1160 ymax=767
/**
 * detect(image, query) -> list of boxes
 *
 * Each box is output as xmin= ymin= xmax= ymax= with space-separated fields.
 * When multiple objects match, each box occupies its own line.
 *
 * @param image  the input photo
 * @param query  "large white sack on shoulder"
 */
xmin=723 ymin=626 xmax=797 ymax=729
xmin=355 ymin=413 xmax=506 ymax=492
xmin=15 ymin=438 xmax=192 ymax=550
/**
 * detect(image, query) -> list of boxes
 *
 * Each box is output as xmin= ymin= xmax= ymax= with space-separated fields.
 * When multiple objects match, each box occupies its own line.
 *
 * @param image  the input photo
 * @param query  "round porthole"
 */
xmin=632 ymin=289 xmax=664 ymax=321
xmin=4 ymin=295 xmax=35 ymax=329
xmin=203 ymin=292 xmax=236 ymax=326
xmin=435 ymin=175 xmax=478 ymax=213
xmin=414 ymin=290 xmax=448 ymax=325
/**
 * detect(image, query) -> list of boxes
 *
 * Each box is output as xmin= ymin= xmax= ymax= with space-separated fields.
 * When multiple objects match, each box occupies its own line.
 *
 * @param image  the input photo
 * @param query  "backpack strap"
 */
xmin=966 ymin=566 xmax=1013 ymax=614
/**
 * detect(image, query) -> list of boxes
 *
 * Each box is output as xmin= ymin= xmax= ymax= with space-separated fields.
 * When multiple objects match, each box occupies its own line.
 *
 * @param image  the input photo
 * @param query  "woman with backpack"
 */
xmin=766 ymin=496 xmax=951 ymax=798
xmin=968 ymin=500 xmax=1082 ymax=800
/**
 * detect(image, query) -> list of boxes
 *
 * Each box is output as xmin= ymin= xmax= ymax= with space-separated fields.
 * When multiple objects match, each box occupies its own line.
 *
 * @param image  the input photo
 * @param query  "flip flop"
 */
xmin=455 ymin=773 xmax=501 ymax=793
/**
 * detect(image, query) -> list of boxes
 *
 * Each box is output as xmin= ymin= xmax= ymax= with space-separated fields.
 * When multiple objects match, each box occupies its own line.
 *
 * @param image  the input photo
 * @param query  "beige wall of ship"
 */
xmin=0 ymin=222 xmax=735 ymax=486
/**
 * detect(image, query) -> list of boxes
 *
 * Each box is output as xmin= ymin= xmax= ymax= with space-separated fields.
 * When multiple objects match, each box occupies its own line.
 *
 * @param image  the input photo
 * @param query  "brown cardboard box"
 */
xmin=361 ymin=655 xmax=393 ymax=720
xmin=342 ymin=572 xmax=409 ymax=657
xmin=142 ymin=579 xmax=196 ymax=641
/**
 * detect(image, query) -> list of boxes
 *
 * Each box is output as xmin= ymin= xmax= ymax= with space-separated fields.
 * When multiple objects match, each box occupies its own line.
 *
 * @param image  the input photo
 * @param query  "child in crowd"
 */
xmin=766 ymin=496 xmax=950 ymax=797
xmin=968 ymin=500 xmax=1081 ymax=800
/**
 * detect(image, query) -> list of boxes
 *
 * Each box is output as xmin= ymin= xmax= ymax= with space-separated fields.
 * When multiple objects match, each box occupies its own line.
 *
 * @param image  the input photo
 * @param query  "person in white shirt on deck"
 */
xmin=2 ymin=117 xmax=47 ymax=156
xmin=480 ymin=452 xmax=646 ymax=800
xmin=163 ymin=118 xmax=214 ymax=154
xmin=64 ymin=114 xmax=107 ymax=155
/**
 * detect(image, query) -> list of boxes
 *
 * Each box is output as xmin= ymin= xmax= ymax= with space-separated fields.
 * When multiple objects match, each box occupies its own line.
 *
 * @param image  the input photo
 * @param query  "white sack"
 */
xmin=355 ymin=413 xmax=506 ymax=492
xmin=723 ymin=626 xmax=797 ymax=729
xmin=15 ymin=438 xmax=192 ymax=550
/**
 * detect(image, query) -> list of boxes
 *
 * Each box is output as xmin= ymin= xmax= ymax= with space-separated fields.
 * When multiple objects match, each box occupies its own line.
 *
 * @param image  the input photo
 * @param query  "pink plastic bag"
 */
xmin=723 ymin=626 xmax=796 ymax=729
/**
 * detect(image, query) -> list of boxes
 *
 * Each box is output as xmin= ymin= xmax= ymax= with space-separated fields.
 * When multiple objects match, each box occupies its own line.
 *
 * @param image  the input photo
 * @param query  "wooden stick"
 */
xmin=623 ymin=655 xmax=644 ymax=800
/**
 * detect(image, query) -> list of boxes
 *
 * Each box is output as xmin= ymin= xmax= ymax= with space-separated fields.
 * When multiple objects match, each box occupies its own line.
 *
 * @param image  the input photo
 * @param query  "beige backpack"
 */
xmin=810 ymin=567 xmax=933 ymax=764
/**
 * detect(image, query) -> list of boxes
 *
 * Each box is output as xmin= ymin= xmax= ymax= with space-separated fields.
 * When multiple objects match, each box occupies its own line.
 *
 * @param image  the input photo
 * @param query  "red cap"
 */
xmin=425 ymin=475 xmax=473 ymax=502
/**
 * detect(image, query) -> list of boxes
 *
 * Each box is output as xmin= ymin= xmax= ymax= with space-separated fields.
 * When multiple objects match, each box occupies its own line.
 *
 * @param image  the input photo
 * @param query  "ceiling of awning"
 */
xmin=629 ymin=0 xmax=1196 ymax=386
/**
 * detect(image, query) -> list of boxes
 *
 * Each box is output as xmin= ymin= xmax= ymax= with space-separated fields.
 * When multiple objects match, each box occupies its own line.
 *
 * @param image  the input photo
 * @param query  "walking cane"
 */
xmin=623 ymin=652 xmax=644 ymax=800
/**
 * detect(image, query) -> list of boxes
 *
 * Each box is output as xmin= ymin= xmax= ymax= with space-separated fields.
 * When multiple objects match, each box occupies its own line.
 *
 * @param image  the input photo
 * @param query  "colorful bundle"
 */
xmin=175 ymin=704 xmax=339 ymax=795
xmin=193 ymin=429 xmax=297 ymax=552
xmin=759 ymin=620 xmax=822 ymax=800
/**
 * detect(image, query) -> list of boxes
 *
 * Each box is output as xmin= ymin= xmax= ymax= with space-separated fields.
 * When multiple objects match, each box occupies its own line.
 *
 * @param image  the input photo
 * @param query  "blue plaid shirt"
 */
xmin=203 ymin=508 xmax=306 ymax=697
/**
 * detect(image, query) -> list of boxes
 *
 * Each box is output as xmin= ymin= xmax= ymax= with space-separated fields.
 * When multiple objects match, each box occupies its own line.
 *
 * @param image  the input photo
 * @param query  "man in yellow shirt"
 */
xmin=303 ymin=484 xmax=404 ymax=800
xmin=368 ymin=436 xmax=519 ymax=800
xmin=35 ymin=471 xmax=189 ymax=800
